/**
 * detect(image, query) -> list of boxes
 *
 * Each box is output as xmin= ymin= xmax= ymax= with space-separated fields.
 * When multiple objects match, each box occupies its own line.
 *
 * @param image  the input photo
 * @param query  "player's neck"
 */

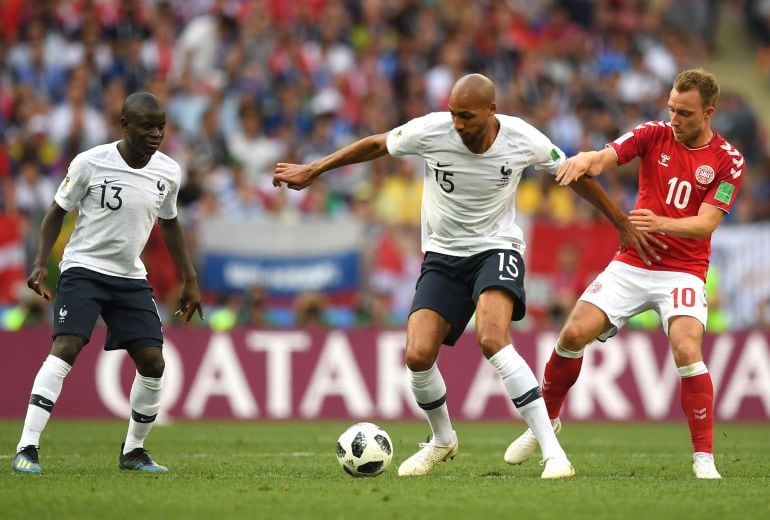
xmin=117 ymin=140 xmax=152 ymax=169
xmin=684 ymin=128 xmax=714 ymax=149
xmin=468 ymin=117 xmax=500 ymax=154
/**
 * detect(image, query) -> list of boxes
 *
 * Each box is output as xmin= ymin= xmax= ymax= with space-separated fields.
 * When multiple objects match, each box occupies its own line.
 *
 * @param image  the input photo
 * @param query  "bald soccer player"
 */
xmin=273 ymin=74 xmax=661 ymax=479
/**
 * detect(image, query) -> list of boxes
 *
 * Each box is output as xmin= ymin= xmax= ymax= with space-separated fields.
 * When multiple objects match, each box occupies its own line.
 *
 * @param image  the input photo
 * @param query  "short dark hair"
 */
xmin=122 ymin=91 xmax=164 ymax=119
xmin=673 ymin=69 xmax=720 ymax=109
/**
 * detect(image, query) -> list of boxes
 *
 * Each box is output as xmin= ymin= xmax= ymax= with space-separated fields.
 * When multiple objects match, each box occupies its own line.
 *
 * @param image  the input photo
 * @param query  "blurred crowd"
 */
xmin=1 ymin=0 xmax=770 ymax=331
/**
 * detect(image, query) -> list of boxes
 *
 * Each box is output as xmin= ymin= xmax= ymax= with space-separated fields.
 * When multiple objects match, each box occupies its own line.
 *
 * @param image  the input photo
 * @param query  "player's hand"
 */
xmin=273 ymin=163 xmax=316 ymax=190
xmin=555 ymin=154 xmax=591 ymax=186
xmin=629 ymin=208 xmax=665 ymax=233
xmin=616 ymin=219 xmax=667 ymax=266
xmin=27 ymin=266 xmax=51 ymax=300
xmin=175 ymin=281 xmax=204 ymax=323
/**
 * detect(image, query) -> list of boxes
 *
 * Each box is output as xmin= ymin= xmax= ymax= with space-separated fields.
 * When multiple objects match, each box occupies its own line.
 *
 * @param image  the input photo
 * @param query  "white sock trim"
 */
xmin=678 ymin=361 xmax=708 ymax=378
xmin=555 ymin=342 xmax=585 ymax=359
xmin=408 ymin=363 xmax=438 ymax=386
xmin=44 ymin=355 xmax=72 ymax=378
xmin=488 ymin=344 xmax=526 ymax=379
xmin=135 ymin=373 xmax=163 ymax=392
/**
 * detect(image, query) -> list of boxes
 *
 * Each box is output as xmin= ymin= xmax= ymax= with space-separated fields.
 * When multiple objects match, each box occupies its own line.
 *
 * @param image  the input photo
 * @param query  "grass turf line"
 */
xmin=1 ymin=421 xmax=768 ymax=520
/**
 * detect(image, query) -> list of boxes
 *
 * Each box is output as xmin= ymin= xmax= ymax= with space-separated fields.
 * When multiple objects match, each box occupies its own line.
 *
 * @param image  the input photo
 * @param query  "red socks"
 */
xmin=681 ymin=373 xmax=714 ymax=454
xmin=542 ymin=349 xmax=584 ymax=420
xmin=543 ymin=347 xmax=714 ymax=455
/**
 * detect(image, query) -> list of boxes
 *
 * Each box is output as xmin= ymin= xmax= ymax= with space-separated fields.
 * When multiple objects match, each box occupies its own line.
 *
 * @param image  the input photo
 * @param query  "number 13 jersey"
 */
xmin=54 ymin=142 xmax=181 ymax=278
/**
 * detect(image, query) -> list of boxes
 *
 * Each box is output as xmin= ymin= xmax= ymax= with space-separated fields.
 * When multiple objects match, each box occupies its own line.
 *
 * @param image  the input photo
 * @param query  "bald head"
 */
xmin=122 ymin=91 xmax=164 ymax=120
xmin=447 ymin=74 xmax=498 ymax=152
xmin=449 ymin=74 xmax=495 ymax=109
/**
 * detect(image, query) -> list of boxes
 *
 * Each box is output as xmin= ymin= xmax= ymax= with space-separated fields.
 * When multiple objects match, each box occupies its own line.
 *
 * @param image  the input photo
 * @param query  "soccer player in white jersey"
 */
xmin=274 ymin=74 xmax=660 ymax=478
xmin=505 ymin=69 xmax=742 ymax=479
xmin=12 ymin=92 xmax=203 ymax=474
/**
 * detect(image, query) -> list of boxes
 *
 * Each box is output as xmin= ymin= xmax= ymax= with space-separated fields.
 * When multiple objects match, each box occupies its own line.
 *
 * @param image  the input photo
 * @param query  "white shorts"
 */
xmin=579 ymin=261 xmax=708 ymax=340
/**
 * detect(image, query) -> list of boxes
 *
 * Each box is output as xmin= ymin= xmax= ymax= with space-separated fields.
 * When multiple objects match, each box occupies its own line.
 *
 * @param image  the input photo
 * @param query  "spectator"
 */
xmin=1 ymin=0 xmax=768 ymax=329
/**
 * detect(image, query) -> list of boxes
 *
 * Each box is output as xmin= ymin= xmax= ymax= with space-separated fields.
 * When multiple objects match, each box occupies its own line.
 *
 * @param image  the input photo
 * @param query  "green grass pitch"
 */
xmin=1 ymin=420 xmax=768 ymax=519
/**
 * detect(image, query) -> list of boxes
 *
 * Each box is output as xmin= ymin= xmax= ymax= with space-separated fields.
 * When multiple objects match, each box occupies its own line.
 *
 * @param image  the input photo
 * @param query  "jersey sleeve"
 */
xmin=525 ymin=123 xmax=565 ymax=175
xmin=607 ymin=121 xmax=663 ymax=165
xmin=703 ymin=141 xmax=744 ymax=213
xmin=386 ymin=114 xmax=432 ymax=157
xmin=54 ymin=154 xmax=91 ymax=211
xmin=158 ymin=163 xmax=180 ymax=220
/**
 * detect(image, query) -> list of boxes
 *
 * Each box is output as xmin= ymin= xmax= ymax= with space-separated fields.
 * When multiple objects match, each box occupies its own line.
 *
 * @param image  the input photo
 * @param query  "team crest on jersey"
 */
xmin=497 ymin=164 xmax=513 ymax=187
xmin=694 ymin=165 xmax=715 ymax=185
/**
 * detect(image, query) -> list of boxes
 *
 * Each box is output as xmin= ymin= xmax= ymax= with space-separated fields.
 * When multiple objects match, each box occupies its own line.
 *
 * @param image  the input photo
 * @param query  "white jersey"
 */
xmin=386 ymin=112 xmax=564 ymax=256
xmin=54 ymin=142 xmax=181 ymax=278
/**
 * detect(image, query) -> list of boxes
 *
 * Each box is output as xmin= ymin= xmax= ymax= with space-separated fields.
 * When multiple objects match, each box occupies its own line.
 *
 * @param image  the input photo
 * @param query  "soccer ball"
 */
xmin=336 ymin=422 xmax=393 ymax=477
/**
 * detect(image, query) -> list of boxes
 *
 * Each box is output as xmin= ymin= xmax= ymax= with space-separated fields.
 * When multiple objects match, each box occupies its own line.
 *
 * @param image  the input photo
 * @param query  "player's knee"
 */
xmin=135 ymin=354 xmax=165 ymax=378
xmin=476 ymin=331 xmax=507 ymax=358
xmin=139 ymin=359 xmax=165 ymax=378
xmin=673 ymin=342 xmax=702 ymax=366
xmin=404 ymin=348 xmax=436 ymax=372
xmin=51 ymin=335 xmax=85 ymax=365
xmin=558 ymin=323 xmax=591 ymax=351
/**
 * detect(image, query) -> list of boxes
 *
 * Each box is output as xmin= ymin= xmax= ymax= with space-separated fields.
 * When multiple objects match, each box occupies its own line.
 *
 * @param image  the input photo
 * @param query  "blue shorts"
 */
xmin=409 ymin=249 xmax=527 ymax=346
xmin=53 ymin=267 xmax=163 ymax=350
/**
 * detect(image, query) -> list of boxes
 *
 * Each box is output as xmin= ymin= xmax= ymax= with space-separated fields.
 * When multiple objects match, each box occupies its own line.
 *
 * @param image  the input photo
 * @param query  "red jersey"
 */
xmin=607 ymin=121 xmax=744 ymax=281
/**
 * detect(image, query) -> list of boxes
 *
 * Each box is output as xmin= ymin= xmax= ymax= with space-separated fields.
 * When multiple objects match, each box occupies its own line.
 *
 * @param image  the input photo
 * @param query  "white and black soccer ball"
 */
xmin=336 ymin=422 xmax=393 ymax=477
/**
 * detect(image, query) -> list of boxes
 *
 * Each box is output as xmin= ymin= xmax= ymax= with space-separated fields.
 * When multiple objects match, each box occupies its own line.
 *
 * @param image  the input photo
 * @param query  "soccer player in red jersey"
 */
xmin=505 ymin=69 xmax=743 ymax=479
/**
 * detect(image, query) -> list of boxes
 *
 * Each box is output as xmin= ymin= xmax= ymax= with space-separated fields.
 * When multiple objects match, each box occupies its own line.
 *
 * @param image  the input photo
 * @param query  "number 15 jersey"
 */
xmin=54 ymin=142 xmax=181 ymax=279
xmin=608 ymin=121 xmax=744 ymax=281
xmin=386 ymin=112 xmax=565 ymax=257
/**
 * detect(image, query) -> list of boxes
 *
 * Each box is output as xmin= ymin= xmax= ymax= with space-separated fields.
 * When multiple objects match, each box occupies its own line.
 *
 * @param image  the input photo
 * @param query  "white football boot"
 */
xmin=692 ymin=452 xmax=722 ymax=479
xmin=539 ymin=455 xmax=575 ymax=479
xmin=504 ymin=418 xmax=561 ymax=465
xmin=398 ymin=432 xmax=459 ymax=476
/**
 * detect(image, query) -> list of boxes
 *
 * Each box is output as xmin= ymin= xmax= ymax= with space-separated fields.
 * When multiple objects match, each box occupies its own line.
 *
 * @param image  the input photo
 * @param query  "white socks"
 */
xmin=123 ymin=373 xmax=163 ymax=454
xmin=489 ymin=344 xmax=565 ymax=460
xmin=408 ymin=364 xmax=456 ymax=446
xmin=18 ymin=355 xmax=72 ymax=452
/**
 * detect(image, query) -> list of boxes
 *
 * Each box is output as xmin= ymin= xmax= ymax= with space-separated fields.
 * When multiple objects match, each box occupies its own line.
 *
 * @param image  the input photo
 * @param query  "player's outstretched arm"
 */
xmin=158 ymin=217 xmax=204 ymax=322
xmin=555 ymin=148 xmax=618 ymax=186
xmin=273 ymin=133 xmax=390 ymax=190
xmin=27 ymin=202 xmax=68 ymax=300
xmin=630 ymin=204 xmax=725 ymax=238
xmin=569 ymin=176 xmax=666 ymax=265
